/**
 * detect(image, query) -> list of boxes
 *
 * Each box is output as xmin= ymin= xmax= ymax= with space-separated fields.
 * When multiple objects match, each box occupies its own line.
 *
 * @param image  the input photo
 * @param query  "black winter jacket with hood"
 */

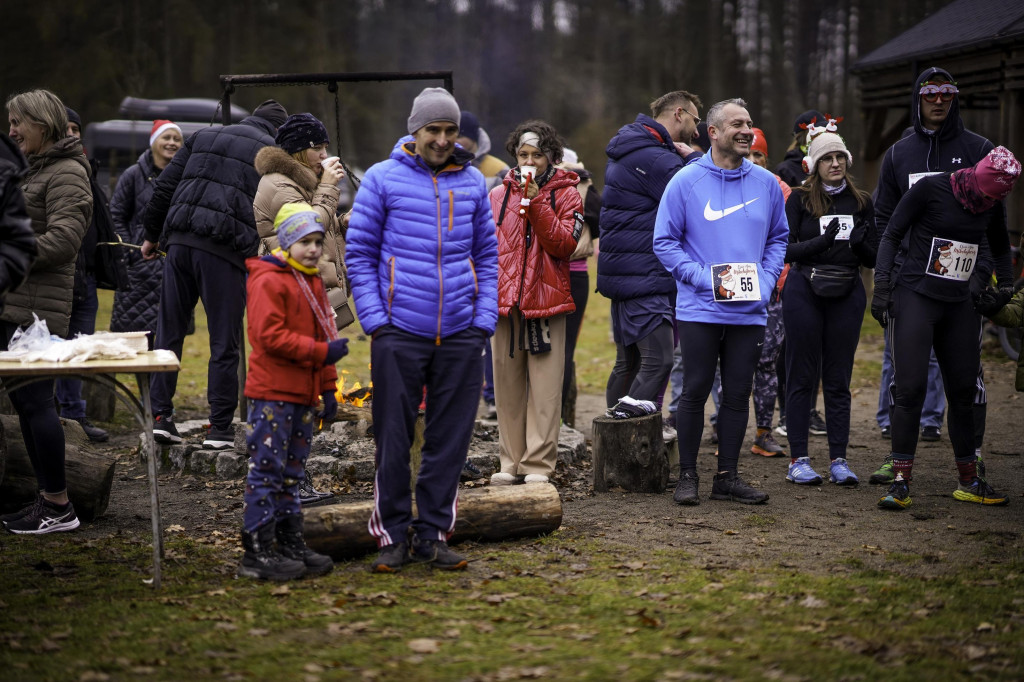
xmin=0 ymin=134 xmax=36 ymax=315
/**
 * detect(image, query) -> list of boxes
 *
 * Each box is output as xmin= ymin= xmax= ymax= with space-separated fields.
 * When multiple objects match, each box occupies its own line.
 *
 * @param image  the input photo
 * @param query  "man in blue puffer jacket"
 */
xmin=141 ymin=100 xmax=288 ymax=449
xmin=346 ymin=88 xmax=498 ymax=574
xmin=654 ymin=98 xmax=788 ymax=506
xmin=598 ymin=90 xmax=703 ymax=419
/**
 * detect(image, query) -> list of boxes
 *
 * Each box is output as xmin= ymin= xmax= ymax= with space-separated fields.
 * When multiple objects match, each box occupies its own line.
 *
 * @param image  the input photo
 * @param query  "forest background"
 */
xmin=1 ymin=0 xmax=950 ymax=187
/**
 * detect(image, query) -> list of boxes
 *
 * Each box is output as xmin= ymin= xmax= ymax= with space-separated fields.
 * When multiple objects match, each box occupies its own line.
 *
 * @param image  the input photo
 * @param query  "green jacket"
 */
xmin=0 ymin=136 xmax=91 ymax=337
xmin=990 ymin=288 xmax=1024 ymax=391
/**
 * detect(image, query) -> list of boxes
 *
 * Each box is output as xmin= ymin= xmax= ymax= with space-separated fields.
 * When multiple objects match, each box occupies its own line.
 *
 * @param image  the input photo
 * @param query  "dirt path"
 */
xmin=69 ymin=354 xmax=1022 ymax=579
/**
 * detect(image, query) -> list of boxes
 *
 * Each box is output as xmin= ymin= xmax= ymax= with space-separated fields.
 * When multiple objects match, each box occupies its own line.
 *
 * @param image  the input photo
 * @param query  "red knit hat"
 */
xmin=974 ymin=146 xmax=1021 ymax=200
xmin=150 ymin=120 xmax=181 ymax=147
xmin=750 ymin=128 xmax=769 ymax=157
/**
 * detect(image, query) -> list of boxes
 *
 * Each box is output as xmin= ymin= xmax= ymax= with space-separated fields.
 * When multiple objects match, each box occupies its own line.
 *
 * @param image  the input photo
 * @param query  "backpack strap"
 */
xmin=496 ymin=183 xmax=512 ymax=224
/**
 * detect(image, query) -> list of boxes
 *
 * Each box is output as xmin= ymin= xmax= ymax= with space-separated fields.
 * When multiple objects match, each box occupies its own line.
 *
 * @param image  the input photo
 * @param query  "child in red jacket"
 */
xmin=239 ymin=202 xmax=349 ymax=581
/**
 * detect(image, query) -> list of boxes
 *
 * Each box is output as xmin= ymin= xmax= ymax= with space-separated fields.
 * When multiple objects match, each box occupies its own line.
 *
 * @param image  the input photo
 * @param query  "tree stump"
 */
xmin=591 ymin=412 xmax=668 ymax=493
xmin=0 ymin=415 xmax=116 ymax=521
xmin=82 ymin=380 xmax=117 ymax=422
xmin=303 ymin=482 xmax=562 ymax=559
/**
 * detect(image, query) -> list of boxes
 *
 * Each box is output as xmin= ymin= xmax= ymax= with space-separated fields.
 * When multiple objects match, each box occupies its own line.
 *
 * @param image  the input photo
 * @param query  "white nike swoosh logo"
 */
xmin=704 ymin=198 xmax=759 ymax=221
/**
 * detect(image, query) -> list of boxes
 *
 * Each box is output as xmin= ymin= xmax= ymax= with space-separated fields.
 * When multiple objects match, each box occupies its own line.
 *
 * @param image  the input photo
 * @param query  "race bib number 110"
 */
xmin=926 ymin=237 xmax=978 ymax=282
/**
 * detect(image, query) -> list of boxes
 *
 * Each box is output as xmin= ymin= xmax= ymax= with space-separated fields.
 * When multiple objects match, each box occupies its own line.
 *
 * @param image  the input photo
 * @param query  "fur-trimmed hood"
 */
xmin=255 ymin=146 xmax=319 ymax=193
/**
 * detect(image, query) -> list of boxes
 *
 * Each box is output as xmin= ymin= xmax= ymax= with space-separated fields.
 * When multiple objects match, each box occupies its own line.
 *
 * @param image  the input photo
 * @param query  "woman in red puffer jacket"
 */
xmin=488 ymin=120 xmax=582 ymax=486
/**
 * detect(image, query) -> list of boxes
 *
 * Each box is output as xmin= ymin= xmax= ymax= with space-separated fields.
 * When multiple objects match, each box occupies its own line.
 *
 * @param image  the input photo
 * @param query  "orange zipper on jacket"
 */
xmin=387 ymin=256 xmax=396 ymax=316
xmin=433 ymin=175 xmax=443 ymax=345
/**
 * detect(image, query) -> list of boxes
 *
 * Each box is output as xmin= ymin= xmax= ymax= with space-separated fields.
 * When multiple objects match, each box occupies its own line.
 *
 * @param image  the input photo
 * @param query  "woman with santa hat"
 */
xmin=109 ymin=119 xmax=183 ymax=341
xmin=872 ymin=146 xmax=1021 ymax=510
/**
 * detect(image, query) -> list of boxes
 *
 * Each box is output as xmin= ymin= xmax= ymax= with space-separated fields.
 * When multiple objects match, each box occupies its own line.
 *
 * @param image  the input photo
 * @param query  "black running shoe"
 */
xmin=153 ymin=415 xmax=182 ymax=445
xmin=203 ymin=425 xmax=235 ymax=450
xmin=410 ymin=536 xmax=468 ymax=570
xmin=73 ymin=417 xmax=109 ymax=443
xmin=6 ymin=498 xmax=80 ymax=534
xmin=673 ymin=472 xmax=699 ymax=506
xmin=298 ymin=478 xmax=335 ymax=507
xmin=710 ymin=471 xmax=768 ymax=504
xmin=1 ymin=495 xmax=43 ymax=524
xmin=808 ymin=410 xmax=827 ymax=436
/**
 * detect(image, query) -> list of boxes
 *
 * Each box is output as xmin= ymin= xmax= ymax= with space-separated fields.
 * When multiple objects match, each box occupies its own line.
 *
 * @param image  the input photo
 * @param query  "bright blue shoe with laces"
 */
xmin=786 ymin=457 xmax=822 ymax=485
xmin=828 ymin=458 xmax=859 ymax=486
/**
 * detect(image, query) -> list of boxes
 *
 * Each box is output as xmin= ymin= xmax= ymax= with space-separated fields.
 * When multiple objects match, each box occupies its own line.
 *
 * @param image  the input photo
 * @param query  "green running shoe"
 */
xmin=869 ymin=455 xmax=895 ymax=485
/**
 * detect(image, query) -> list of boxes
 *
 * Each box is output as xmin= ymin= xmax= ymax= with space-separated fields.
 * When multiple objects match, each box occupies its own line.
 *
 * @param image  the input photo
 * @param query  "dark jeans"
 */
xmin=889 ymin=287 xmax=979 ymax=463
xmin=2 ymin=322 xmax=66 ymax=493
xmin=367 ymin=325 xmax=485 ymax=547
xmin=605 ymin=320 xmax=674 ymax=408
xmin=150 ymin=246 xmax=246 ymax=430
xmin=676 ymin=321 xmax=764 ymax=474
xmin=782 ymin=271 xmax=865 ymax=460
xmin=562 ymin=270 xmax=590 ymax=404
xmin=56 ymin=272 xmax=99 ymax=419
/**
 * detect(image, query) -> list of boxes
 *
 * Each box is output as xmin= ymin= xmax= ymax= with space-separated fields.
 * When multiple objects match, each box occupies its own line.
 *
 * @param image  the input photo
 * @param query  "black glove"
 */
xmin=871 ymin=282 xmax=890 ymax=328
xmin=325 ymin=337 xmax=349 ymax=364
xmin=973 ymin=286 xmax=1012 ymax=317
xmin=849 ymin=219 xmax=867 ymax=247
xmin=820 ymin=217 xmax=841 ymax=248
xmin=317 ymin=391 xmax=338 ymax=422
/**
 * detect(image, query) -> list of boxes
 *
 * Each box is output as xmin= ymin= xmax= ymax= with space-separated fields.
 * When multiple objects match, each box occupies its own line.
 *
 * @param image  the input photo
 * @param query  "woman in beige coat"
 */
xmin=1 ymin=89 xmax=91 ymax=535
xmin=252 ymin=112 xmax=347 ymax=506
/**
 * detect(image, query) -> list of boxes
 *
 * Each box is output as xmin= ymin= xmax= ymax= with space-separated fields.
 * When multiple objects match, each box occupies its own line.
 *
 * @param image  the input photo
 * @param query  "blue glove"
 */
xmin=318 ymin=391 xmax=338 ymax=422
xmin=325 ymin=337 xmax=349 ymax=364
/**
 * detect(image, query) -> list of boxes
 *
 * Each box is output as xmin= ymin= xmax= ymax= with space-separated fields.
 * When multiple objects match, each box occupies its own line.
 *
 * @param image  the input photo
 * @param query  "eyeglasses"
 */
xmin=678 ymin=107 xmax=701 ymax=126
xmin=919 ymin=83 xmax=959 ymax=103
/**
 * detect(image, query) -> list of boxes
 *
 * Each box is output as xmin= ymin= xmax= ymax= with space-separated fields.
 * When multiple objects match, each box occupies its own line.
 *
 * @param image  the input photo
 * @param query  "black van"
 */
xmin=84 ymin=96 xmax=250 ymax=192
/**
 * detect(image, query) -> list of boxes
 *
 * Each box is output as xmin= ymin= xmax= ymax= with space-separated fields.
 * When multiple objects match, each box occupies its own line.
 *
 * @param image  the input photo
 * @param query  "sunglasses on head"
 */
xmin=919 ymin=83 xmax=959 ymax=103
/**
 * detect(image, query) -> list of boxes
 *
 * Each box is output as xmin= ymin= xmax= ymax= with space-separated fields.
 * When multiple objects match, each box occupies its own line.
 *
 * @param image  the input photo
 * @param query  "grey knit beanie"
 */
xmin=407 ymin=88 xmax=460 ymax=134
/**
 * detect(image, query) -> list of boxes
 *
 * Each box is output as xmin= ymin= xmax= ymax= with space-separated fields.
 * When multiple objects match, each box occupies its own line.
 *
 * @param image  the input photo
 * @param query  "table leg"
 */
xmin=137 ymin=372 xmax=163 ymax=589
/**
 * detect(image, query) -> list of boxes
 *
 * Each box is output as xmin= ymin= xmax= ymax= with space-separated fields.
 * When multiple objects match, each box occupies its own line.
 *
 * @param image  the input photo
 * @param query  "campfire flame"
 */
xmin=335 ymin=370 xmax=372 ymax=408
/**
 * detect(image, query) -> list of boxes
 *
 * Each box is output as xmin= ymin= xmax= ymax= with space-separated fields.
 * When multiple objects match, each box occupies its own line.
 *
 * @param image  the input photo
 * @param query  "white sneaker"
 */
xmin=490 ymin=472 xmax=515 ymax=485
xmin=523 ymin=474 xmax=549 ymax=484
xmin=662 ymin=425 xmax=677 ymax=442
xmin=773 ymin=423 xmax=787 ymax=438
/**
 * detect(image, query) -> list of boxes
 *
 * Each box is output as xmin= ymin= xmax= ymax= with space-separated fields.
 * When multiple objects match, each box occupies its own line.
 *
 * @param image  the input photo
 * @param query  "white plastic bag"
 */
xmin=8 ymin=314 xmax=59 ymax=353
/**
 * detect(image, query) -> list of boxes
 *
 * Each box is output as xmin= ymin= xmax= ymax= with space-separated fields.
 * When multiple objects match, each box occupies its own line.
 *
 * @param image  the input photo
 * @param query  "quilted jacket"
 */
xmin=0 ymin=136 xmax=91 ymax=336
xmin=109 ymin=149 xmax=164 ymax=333
xmin=489 ymin=167 xmax=580 ymax=318
xmin=345 ymin=137 xmax=498 ymax=342
xmin=0 ymin=134 xmax=36 ymax=315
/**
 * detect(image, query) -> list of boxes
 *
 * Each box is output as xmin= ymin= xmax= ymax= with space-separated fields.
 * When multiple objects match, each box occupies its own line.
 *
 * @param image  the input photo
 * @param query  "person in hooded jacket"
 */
xmin=654 ymin=98 xmax=788 ymax=506
xmin=1 ymin=89 xmax=91 ymax=535
xmin=109 ymin=119 xmax=183 ymax=344
xmin=141 ymin=99 xmax=288 ymax=450
xmin=0 ymin=132 xmax=36 ymax=313
xmin=488 ymin=120 xmax=582 ymax=486
xmin=598 ymin=90 xmax=703 ymax=419
xmin=869 ymin=67 xmax=1002 ymax=485
xmin=872 ymin=147 xmax=1019 ymax=511
xmin=775 ymin=109 xmax=823 ymax=188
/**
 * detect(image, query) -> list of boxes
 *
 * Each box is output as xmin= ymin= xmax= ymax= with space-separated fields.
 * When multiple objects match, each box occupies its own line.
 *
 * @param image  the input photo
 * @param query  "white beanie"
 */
xmin=802 ymin=132 xmax=852 ymax=174
xmin=407 ymin=88 xmax=460 ymax=134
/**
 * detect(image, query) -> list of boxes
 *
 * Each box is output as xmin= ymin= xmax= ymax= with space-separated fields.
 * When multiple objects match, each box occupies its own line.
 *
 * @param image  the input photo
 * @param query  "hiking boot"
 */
xmin=673 ymin=471 xmax=699 ymax=506
xmin=880 ymin=425 xmax=891 ymax=440
xmin=786 ymin=457 xmax=823 ymax=485
xmin=751 ymin=429 xmax=786 ymax=457
xmin=153 ymin=415 xmax=182 ymax=445
xmin=5 ymin=497 xmax=80 ymax=534
xmin=237 ymin=522 xmax=306 ymax=581
xmin=410 ymin=535 xmax=468 ymax=570
xmin=203 ymin=425 xmax=235 ymax=450
xmin=921 ymin=425 xmax=941 ymax=442
xmin=710 ymin=471 xmax=768 ymax=504
xmin=275 ymin=514 xmax=333 ymax=577
xmin=869 ymin=456 xmax=895 ymax=485
xmin=952 ymin=477 xmax=1009 ymax=506
xmin=878 ymin=474 xmax=912 ymax=510
xmin=461 ymin=459 xmax=484 ymax=481
xmin=370 ymin=542 xmax=409 ymax=573
xmin=73 ymin=417 xmax=109 ymax=443
xmin=828 ymin=458 xmax=859 ymax=486
xmin=1 ymin=494 xmax=43 ymax=524
xmin=298 ymin=478 xmax=335 ymax=507
xmin=808 ymin=410 xmax=827 ymax=436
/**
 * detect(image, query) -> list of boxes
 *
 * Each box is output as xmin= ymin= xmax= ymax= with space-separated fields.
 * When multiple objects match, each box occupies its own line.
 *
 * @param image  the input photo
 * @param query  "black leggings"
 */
xmin=1 ymin=322 xmax=66 ymax=493
xmin=562 ymin=270 xmax=590 ymax=404
xmin=889 ymin=287 xmax=978 ymax=463
xmin=605 ymin=320 xmax=674 ymax=408
xmin=677 ymin=321 xmax=764 ymax=474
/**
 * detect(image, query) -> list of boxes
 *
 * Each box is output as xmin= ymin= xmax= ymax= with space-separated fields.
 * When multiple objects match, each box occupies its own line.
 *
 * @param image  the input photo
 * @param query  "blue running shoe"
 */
xmin=878 ymin=474 xmax=912 ymax=510
xmin=786 ymin=457 xmax=822 ymax=485
xmin=828 ymin=458 xmax=859 ymax=486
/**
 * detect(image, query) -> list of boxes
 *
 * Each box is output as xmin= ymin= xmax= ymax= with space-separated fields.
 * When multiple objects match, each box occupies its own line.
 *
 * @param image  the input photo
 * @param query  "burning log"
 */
xmin=303 ymin=482 xmax=562 ymax=559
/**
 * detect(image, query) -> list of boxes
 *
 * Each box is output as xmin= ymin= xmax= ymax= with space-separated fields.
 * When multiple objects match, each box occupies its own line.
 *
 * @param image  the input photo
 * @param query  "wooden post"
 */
xmin=591 ymin=412 xmax=668 ymax=493
xmin=303 ymin=482 xmax=562 ymax=559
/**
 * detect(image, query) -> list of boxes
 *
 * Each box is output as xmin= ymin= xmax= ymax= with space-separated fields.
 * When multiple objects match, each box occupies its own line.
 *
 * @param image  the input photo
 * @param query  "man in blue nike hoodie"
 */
xmin=654 ymin=98 xmax=788 ymax=506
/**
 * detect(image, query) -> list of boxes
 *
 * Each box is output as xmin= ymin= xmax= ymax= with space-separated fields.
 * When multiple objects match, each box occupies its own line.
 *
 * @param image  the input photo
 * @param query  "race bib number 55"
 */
xmin=926 ymin=237 xmax=978 ymax=282
xmin=711 ymin=262 xmax=761 ymax=302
